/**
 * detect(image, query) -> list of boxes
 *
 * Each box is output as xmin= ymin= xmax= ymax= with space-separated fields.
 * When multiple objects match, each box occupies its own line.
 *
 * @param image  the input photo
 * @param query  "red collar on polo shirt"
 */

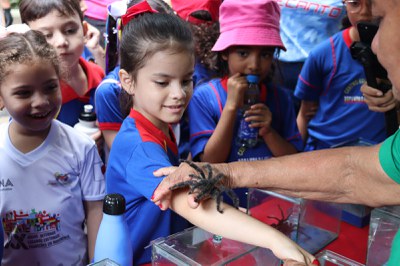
xmin=220 ymin=76 xmax=267 ymax=102
xmin=60 ymin=57 xmax=104 ymax=104
xmin=343 ymin=27 xmax=353 ymax=48
xmin=129 ymin=108 xmax=178 ymax=155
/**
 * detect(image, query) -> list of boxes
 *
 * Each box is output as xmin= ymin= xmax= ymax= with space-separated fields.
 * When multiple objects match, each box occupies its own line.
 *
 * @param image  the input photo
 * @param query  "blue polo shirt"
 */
xmin=57 ymin=57 xmax=104 ymax=126
xmin=95 ymin=66 xmax=123 ymax=132
xmin=106 ymin=109 xmax=189 ymax=265
xmin=189 ymin=77 xmax=303 ymax=162
xmin=294 ymin=28 xmax=386 ymax=150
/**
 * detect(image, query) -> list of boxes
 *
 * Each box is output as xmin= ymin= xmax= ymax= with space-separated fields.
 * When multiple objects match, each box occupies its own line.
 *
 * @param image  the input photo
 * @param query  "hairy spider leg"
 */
xmin=223 ymin=188 xmax=240 ymax=209
xmin=182 ymin=160 xmax=207 ymax=179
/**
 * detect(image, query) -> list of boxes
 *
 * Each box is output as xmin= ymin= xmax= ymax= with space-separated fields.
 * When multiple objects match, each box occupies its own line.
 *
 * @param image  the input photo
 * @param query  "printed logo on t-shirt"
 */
xmin=0 ymin=178 xmax=14 ymax=191
xmin=48 ymin=172 xmax=74 ymax=186
xmin=344 ymin=78 xmax=366 ymax=104
xmin=2 ymin=209 xmax=70 ymax=250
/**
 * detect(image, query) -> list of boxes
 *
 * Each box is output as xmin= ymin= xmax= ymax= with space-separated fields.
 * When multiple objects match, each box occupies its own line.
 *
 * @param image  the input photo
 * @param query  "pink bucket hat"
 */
xmin=212 ymin=0 xmax=286 ymax=52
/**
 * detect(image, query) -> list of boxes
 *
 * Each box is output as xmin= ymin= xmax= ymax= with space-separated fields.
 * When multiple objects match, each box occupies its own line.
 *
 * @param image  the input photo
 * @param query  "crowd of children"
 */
xmin=0 ymin=0 xmax=396 ymax=265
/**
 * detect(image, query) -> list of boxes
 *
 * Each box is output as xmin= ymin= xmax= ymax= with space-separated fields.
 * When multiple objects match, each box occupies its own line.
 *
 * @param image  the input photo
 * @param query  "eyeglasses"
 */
xmin=343 ymin=0 xmax=363 ymax=13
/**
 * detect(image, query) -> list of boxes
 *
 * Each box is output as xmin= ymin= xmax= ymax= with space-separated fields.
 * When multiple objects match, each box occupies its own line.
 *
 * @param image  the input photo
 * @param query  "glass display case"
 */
xmin=152 ymin=226 xmax=281 ymax=265
xmin=366 ymin=205 xmax=400 ymax=266
xmin=247 ymin=189 xmax=342 ymax=253
xmin=315 ymin=250 xmax=365 ymax=266
xmin=340 ymin=203 xmax=372 ymax=228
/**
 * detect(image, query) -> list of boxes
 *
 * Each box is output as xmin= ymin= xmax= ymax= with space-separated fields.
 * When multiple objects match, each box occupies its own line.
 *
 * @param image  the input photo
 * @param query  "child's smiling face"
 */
xmin=120 ymin=48 xmax=195 ymax=134
xmin=223 ymin=46 xmax=275 ymax=81
xmin=0 ymin=60 xmax=61 ymax=136
xmin=28 ymin=9 xmax=85 ymax=70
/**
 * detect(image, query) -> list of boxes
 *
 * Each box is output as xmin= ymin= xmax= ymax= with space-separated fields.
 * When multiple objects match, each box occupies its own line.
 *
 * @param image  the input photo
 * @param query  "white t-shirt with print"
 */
xmin=0 ymin=120 xmax=105 ymax=266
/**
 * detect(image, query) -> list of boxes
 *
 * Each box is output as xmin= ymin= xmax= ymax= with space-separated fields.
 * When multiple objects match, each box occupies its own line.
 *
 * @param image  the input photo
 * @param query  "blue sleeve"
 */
xmin=126 ymin=142 xmax=173 ymax=200
xmin=294 ymin=38 xmax=332 ymax=101
xmin=95 ymin=80 xmax=124 ymax=131
xmin=188 ymin=83 xmax=221 ymax=159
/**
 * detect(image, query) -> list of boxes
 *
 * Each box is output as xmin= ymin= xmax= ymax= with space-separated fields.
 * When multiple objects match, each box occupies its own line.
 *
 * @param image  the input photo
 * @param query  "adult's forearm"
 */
xmin=218 ymin=145 xmax=400 ymax=207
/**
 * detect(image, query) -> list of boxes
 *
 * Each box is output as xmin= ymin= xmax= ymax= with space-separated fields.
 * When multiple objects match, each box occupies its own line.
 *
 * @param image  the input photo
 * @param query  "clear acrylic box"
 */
xmin=316 ymin=250 xmax=365 ymax=266
xmin=247 ymin=189 xmax=341 ymax=253
xmin=151 ymin=226 xmax=281 ymax=265
xmin=366 ymin=206 xmax=400 ymax=266
xmin=340 ymin=203 xmax=372 ymax=228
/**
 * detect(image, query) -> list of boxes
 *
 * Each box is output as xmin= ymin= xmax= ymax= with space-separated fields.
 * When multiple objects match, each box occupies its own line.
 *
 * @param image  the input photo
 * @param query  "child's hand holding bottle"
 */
xmin=226 ymin=73 xmax=249 ymax=110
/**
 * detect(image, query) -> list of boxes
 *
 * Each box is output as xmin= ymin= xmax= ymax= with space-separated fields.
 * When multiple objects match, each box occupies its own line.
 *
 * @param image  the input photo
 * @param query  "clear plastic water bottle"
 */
xmin=73 ymin=104 xmax=99 ymax=136
xmin=236 ymin=75 xmax=260 ymax=150
xmin=94 ymin=194 xmax=133 ymax=266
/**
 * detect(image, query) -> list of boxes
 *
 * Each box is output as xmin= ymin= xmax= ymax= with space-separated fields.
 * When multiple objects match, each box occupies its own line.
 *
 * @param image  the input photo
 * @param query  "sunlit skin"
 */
xmin=28 ymin=10 xmax=86 ymax=70
xmin=0 ymin=60 xmax=61 ymax=145
xmin=119 ymin=49 xmax=194 ymax=137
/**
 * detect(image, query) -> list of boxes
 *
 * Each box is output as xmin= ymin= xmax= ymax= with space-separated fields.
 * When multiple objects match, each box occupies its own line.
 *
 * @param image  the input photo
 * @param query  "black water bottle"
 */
xmin=236 ymin=75 xmax=260 ymax=149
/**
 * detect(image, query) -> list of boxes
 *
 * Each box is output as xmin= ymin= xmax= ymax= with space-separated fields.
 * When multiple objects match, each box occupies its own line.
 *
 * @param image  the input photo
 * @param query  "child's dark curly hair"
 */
xmin=191 ymin=22 xmax=220 ymax=74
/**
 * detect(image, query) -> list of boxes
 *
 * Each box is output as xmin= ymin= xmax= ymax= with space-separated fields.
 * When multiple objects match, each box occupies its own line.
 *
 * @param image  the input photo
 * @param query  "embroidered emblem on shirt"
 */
xmin=48 ymin=172 xmax=72 ymax=186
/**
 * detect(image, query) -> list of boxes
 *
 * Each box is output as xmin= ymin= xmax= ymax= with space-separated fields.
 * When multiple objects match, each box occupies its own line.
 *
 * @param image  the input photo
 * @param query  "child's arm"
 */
xmin=201 ymin=73 xmax=248 ymax=162
xmin=296 ymin=100 xmax=318 ymax=142
xmin=169 ymin=189 xmax=315 ymax=264
xmin=84 ymin=200 xmax=103 ymax=262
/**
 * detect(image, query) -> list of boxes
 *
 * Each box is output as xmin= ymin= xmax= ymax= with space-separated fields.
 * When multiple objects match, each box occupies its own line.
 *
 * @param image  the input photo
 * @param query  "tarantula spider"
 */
xmin=169 ymin=160 xmax=239 ymax=213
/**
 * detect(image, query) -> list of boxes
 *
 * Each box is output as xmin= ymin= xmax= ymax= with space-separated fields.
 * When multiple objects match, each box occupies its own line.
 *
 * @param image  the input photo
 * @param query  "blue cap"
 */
xmin=246 ymin=75 xmax=259 ymax=83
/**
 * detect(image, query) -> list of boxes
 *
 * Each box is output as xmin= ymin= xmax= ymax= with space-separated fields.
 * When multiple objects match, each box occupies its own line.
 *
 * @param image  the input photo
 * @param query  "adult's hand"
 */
xmin=152 ymin=163 xmax=199 ymax=210
xmin=361 ymin=83 xmax=398 ymax=112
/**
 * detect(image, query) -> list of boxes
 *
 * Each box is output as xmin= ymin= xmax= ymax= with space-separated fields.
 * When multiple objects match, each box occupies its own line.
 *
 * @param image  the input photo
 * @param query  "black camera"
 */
xmin=350 ymin=21 xmax=397 ymax=136
xmin=350 ymin=21 xmax=388 ymax=89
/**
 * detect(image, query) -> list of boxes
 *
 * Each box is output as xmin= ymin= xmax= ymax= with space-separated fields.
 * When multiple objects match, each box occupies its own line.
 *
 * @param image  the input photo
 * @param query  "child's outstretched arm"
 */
xmin=169 ymin=189 xmax=315 ymax=264
xmin=84 ymin=200 xmax=103 ymax=262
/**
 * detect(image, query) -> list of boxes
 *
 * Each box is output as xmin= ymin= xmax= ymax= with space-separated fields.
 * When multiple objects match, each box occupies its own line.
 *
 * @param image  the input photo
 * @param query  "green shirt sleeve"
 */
xmin=379 ymin=129 xmax=400 ymax=184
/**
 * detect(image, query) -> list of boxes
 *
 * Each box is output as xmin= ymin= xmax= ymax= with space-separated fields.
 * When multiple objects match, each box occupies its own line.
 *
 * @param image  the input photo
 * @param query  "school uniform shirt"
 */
xmin=189 ymin=77 xmax=303 ymax=162
xmin=294 ymin=28 xmax=386 ymax=151
xmin=0 ymin=120 xmax=105 ymax=266
xmin=278 ymin=0 xmax=345 ymax=63
xmin=95 ymin=66 xmax=123 ymax=132
xmin=57 ymin=57 xmax=105 ymax=127
xmin=106 ymin=109 xmax=189 ymax=265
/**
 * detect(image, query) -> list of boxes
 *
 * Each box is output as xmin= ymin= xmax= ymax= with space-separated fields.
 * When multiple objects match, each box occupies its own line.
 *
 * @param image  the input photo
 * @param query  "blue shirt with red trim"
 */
xmin=106 ymin=109 xmax=189 ymax=265
xmin=294 ymin=28 xmax=386 ymax=150
xmin=57 ymin=57 xmax=105 ymax=126
xmin=189 ymin=77 xmax=303 ymax=162
xmin=95 ymin=66 xmax=123 ymax=132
